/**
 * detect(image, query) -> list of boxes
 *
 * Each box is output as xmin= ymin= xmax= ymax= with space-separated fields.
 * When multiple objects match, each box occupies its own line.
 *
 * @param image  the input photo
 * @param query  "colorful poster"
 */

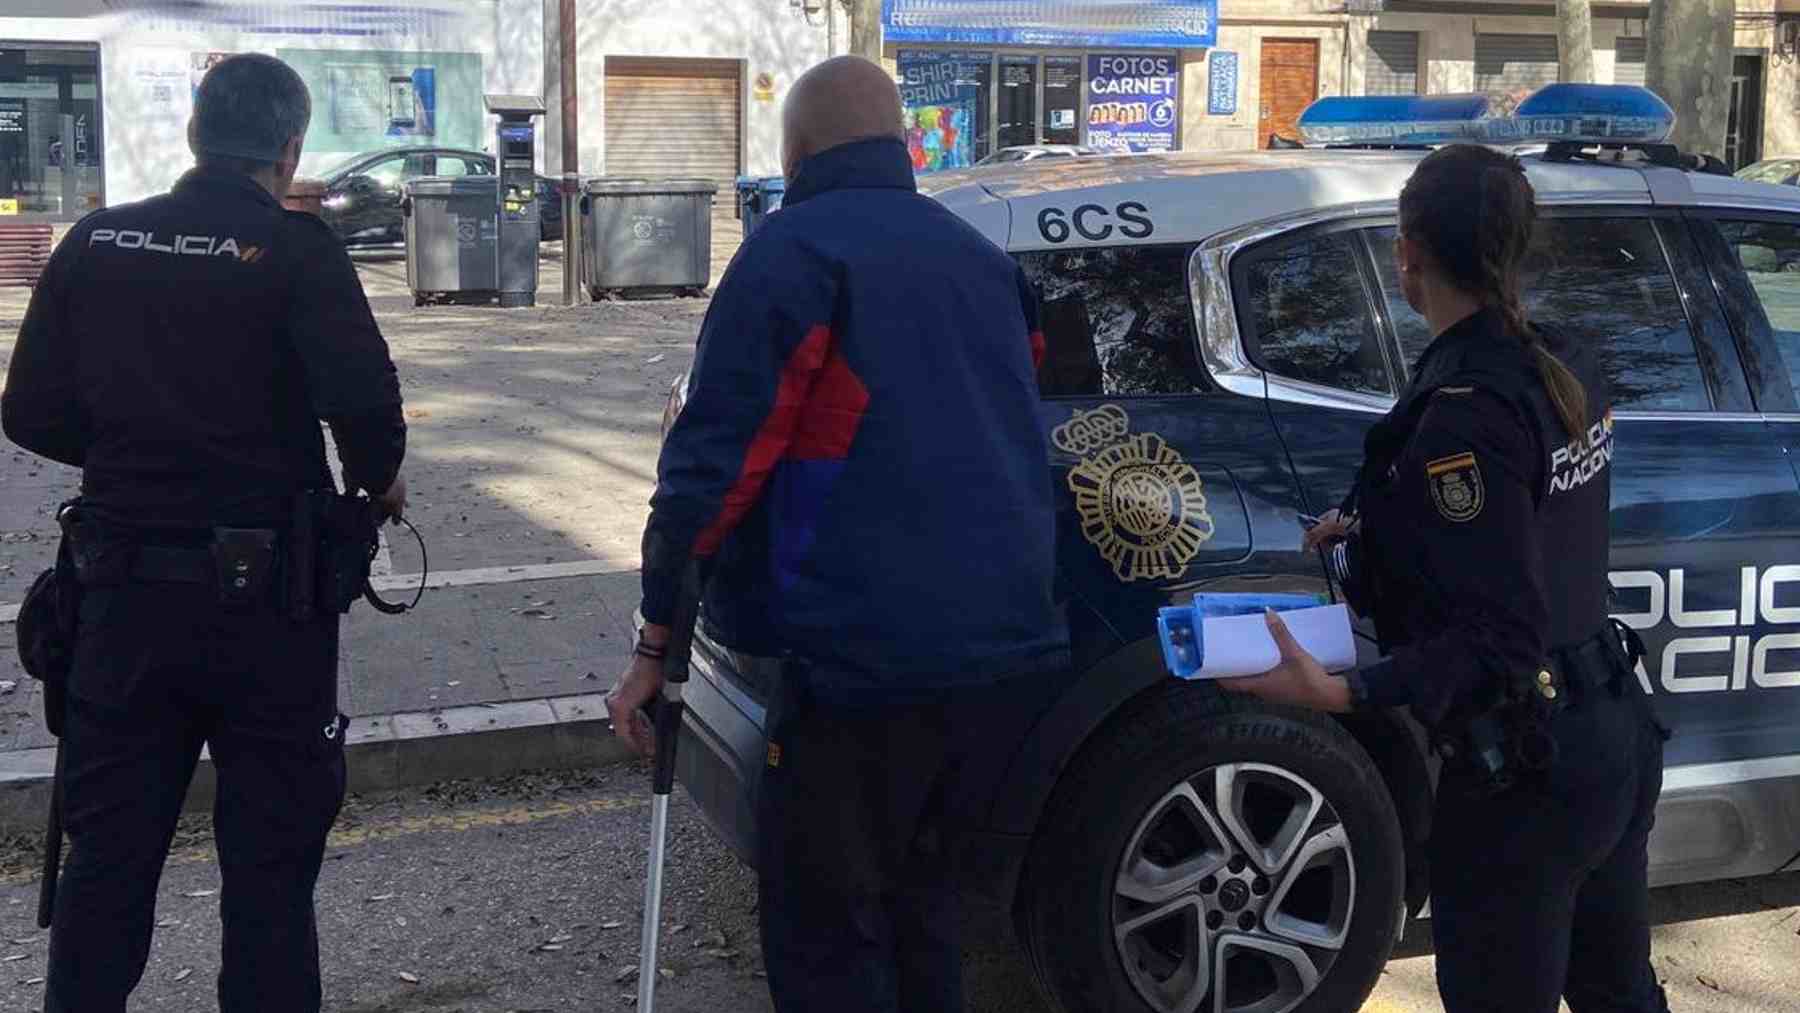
xmin=278 ymin=49 xmax=479 ymax=156
xmin=897 ymin=49 xmax=987 ymax=173
xmin=1086 ymin=54 xmax=1179 ymax=154
xmin=1208 ymin=51 xmax=1239 ymax=116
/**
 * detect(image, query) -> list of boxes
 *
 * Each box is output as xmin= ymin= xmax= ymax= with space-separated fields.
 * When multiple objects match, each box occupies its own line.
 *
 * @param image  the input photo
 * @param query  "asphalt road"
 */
xmin=2 ymin=767 xmax=1798 ymax=1013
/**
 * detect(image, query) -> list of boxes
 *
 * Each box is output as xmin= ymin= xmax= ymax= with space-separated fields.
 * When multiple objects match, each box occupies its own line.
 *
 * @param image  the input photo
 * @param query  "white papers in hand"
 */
xmin=1195 ymin=604 xmax=1357 ymax=679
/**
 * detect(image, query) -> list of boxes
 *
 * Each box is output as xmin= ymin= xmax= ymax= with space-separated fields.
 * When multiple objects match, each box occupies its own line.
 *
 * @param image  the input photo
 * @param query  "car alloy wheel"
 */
xmin=1113 ymin=763 xmax=1353 ymax=1013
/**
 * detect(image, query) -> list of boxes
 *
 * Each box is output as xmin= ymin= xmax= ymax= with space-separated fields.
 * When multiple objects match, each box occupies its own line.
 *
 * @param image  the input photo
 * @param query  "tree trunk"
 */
xmin=1646 ymin=0 xmax=1736 ymax=159
xmin=848 ymin=0 xmax=883 ymax=62
xmin=1557 ymin=0 xmax=1595 ymax=84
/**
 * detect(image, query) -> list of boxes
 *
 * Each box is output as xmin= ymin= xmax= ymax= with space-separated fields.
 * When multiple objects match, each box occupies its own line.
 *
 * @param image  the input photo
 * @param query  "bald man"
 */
xmin=607 ymin=56 xmax=1068 ymax=1012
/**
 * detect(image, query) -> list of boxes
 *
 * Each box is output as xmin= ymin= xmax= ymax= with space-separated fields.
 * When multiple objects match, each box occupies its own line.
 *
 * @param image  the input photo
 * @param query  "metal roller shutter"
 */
xmin=1614 ymin=37 xmax=1647 ymax=86
xmin=603 ymin=57 xmax=741 ymax=187
xmin=1474 ymin=33 xmax=1559 ymax=95
xmin=1366 ymin=31 xmax=1420 ymax=96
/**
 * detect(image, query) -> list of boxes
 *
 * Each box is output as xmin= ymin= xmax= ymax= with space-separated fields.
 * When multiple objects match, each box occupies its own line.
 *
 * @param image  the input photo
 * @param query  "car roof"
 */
xmin=922 ymin=147 xmax=1800 ymax=253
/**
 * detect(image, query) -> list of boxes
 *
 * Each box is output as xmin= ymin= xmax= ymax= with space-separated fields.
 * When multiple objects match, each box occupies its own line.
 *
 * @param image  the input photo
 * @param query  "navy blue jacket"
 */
xmin=641 ymin=138 xmax=1068 ymax=695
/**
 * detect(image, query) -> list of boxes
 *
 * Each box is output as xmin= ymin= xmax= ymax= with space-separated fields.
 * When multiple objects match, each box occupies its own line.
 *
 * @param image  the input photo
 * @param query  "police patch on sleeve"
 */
xmin=1425 ymin=452 xmax=1484 ymax=523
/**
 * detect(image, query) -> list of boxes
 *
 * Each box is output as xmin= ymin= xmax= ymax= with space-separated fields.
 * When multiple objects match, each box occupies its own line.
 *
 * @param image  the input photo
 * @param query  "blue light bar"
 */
xmin=1297 ymin=94 xmax=1505 ymax=146
xmin=1295 ymin=84 xmax=1677 ymax=148
xmin=1512 ymin=83 xmax=1676 ymax=144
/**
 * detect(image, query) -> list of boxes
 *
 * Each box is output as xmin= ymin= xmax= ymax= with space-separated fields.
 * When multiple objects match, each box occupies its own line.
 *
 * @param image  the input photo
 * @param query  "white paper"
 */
xmin=1195 ymin=604 xmax=1356 ymax=679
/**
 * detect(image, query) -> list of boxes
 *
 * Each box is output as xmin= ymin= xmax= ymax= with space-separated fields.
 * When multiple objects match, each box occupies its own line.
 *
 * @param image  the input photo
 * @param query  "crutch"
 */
xmin=637 ymin=561 xmax=702 ymax=1011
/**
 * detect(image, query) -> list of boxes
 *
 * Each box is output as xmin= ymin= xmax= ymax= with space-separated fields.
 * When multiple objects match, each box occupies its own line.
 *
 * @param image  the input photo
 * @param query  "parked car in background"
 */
xmin=1739 ymin=156 xmax=1800 ymax=188
xmin=316 ymin=146 xmax=566 ymax=246
xmin=976 ymin=143 xmax=1100 ymax=166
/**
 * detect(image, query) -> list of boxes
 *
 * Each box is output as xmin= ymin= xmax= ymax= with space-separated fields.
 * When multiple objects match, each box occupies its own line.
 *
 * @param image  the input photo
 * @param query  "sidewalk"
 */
xmin=0 ymin=210 xmax=745 ymax=833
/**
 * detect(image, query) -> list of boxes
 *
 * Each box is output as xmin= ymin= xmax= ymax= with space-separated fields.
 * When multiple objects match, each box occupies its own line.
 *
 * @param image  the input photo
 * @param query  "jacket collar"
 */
xmin=1412 ymin=306 xmax=1518 ymax=386
xmin=173 ymin=167 xmax=282 ymax=210
xmin=781 ymin=137 xmax=916 ymax=208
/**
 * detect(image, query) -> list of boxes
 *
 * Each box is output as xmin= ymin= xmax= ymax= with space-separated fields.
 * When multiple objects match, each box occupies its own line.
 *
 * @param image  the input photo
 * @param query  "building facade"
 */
xmin=0 ymin=0 xmax=1792 ymax=223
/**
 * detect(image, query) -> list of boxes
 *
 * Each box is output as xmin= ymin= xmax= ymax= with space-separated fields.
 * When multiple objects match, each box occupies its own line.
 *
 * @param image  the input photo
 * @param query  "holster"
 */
xmin=15 ymin=503 xmax=90 ymax=738
xmin=290 ymin=490 xmax=381 ymax=621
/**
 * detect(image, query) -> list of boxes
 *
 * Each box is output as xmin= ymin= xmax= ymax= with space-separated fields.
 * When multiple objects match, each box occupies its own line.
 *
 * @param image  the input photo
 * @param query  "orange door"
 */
xmin=1257 ymin=39 xmax=1320 ymax=148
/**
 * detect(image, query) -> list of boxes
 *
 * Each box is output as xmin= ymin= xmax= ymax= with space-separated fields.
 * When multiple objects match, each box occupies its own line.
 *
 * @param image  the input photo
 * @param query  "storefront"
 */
xmin=0 ymin=42 xmax=102 ymax=221
xmin=883 ymin=0 xmax=1216 ymax=170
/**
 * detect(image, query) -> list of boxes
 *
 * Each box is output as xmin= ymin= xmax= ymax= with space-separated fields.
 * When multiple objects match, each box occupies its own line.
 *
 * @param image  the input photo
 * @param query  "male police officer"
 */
xmin=607 ymin=56 xmax=1067 ymax=1012
xmin=1 ymin=54 xmax=405 ymax=1011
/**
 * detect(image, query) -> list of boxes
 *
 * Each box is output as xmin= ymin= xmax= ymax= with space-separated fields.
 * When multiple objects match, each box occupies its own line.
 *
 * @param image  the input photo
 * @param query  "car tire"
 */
xmin=1021 ymin=682 xmax=1402 ymax=1013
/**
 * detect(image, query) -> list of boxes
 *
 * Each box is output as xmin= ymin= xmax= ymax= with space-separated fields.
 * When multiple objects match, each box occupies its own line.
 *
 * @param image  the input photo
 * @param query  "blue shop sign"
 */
xmin=881 ymin=0 xmax=1218 ymax=49
xmin=1208 ymin=50 xmax=1238 ymax=116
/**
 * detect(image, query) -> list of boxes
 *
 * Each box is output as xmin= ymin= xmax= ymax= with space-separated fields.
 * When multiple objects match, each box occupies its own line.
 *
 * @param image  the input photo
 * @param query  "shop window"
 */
xmin=0 ymin=45 xmax=102 ymax=220
xmin=1018 ymin=244 xmax=1204 ymax=397
xmin=897 ymin=49 xmax=991 ymax=172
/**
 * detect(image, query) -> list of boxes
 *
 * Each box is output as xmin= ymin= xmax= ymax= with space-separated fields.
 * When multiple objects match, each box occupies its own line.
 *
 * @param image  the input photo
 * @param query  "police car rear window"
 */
xmin=1018 ymin=244 xmax=1205 ymax=397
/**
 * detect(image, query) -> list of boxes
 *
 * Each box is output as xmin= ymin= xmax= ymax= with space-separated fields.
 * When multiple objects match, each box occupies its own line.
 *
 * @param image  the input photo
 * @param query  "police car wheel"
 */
xmin=1021 ymin=682 xmax=1403 ymax=1013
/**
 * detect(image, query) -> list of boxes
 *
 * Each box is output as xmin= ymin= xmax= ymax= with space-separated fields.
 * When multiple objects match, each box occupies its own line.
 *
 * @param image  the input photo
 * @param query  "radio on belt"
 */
xmin=485 ymin=94 xmax=546 ymax=308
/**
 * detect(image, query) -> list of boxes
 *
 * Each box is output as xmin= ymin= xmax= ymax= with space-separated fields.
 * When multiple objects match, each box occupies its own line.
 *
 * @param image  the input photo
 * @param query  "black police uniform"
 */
xmin=0 ymin=168 xmax=405 ymax=1012
xmin=1337 ymin=307 xmax=1668 ymax=1013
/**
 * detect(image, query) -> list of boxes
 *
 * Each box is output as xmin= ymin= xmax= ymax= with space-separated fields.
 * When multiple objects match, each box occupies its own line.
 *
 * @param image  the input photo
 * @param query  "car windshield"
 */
xmin=1739 ymin=160 xmax=1797 ymax=184
xmin=316 ymin=151 xmax=380 ymax=181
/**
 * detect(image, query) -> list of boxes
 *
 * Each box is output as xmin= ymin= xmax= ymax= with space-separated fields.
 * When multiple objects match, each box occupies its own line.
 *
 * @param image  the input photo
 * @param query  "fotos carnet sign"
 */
xmin=1087 ymin=54 xmax=1179 ymax=154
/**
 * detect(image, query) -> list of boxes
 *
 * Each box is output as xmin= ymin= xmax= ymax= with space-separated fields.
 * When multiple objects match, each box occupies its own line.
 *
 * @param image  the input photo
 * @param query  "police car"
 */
xmin=665 ymin=85 xmax=1800 ymax=1013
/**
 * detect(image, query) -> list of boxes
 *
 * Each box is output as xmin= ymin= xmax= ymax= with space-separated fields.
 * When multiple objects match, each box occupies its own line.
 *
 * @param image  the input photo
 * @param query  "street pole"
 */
xmin=827 ymin=0 xmax=836 ymax=57
xmin=559 ymin=0 xmax=579 ymax=307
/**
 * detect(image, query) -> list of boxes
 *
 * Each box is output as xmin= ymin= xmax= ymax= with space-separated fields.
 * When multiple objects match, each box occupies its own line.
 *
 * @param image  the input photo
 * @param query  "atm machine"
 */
xmin=484 ymin=95 xmax=546 ymax=308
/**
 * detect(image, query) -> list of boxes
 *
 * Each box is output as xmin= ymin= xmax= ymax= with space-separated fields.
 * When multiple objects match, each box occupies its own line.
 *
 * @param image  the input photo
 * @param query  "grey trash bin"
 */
xmin=580 ymin=178 xmax=717 ymax=298
xmin=405 ymin=176 xmax=499 ymax=305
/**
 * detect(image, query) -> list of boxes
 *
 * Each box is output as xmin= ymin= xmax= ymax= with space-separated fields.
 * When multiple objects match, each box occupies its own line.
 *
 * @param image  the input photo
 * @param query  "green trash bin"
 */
xmin=404 ymin=176 xmax=499 ymax=305
xmin=580 ymin=178 xmax=717 ymax=298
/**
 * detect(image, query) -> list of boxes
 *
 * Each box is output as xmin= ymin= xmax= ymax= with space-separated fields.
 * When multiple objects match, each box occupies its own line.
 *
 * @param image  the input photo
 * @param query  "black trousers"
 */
xmin=1429 ymin=678 xmax=1670 ymax=1013
xmin=44 ymin=581 xmax=346 ymax=1013
xmin=755 ymin=671 xmax=1036 ymax=1013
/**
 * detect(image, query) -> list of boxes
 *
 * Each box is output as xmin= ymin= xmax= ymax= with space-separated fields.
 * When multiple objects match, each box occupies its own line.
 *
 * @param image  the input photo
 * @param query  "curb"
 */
xmin=0 ymin=693 xmax=635 ymax=836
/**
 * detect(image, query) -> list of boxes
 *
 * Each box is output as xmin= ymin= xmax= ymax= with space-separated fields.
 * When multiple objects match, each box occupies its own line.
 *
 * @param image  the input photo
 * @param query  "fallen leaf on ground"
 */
xmin=2 ymin=955 xmax=26 ymax=963
xmin=668 ymin=924 xmax=688 ymax=935
xmin=614 ymin=966 xmax=639 ymax=983
xmin=601 ymin=921 xmax=624 ymax=930
xmin=173 ymin=968 xmax=193 ymax=982
xmin=519 ymin=608 xmax=556 ymax=620
xmin=0 ymin=681 xmax=16 ymax=694
xmin=1696 ymin=974 xmax=1724 ymax=992
xmin=367 ymin=894 xmax=397 ymax=903
xmin=22 ymin=976 xmax=44 ymax=985
xmin=645 ymin=354 xmax=666 ymax=365
xmin=184 ymin=890 xmax=216 ymax=898
xmin=399 ymin=971 xmax=420 ymax=984
xmin=549 ymin=933 xmax=574 ymax=944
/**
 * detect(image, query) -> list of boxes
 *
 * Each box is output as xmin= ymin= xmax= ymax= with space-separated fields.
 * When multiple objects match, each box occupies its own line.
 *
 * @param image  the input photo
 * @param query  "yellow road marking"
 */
xmin=1 ymin=795 xmax=647 ymax=885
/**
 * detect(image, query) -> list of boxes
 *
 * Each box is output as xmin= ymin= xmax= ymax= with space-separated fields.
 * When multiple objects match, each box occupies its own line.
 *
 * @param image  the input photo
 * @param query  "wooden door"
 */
xmin=1258 ymin=39 xmax=1319 ymax=148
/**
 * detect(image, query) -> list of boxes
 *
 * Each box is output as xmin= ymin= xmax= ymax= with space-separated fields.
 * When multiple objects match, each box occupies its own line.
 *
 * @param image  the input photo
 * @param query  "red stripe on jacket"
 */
xmin=787 ymin=347 xmax=869 ymax=460
xmin=693 ymin=325 xmax=833 ymax=556
xmin=1029 ymin=329 xmax=1045 ymax=370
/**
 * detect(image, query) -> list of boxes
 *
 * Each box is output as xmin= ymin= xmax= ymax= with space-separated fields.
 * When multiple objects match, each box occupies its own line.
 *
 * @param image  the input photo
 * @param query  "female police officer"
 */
xmin=1226 ymin=144 xmax=1670 ymax=1013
